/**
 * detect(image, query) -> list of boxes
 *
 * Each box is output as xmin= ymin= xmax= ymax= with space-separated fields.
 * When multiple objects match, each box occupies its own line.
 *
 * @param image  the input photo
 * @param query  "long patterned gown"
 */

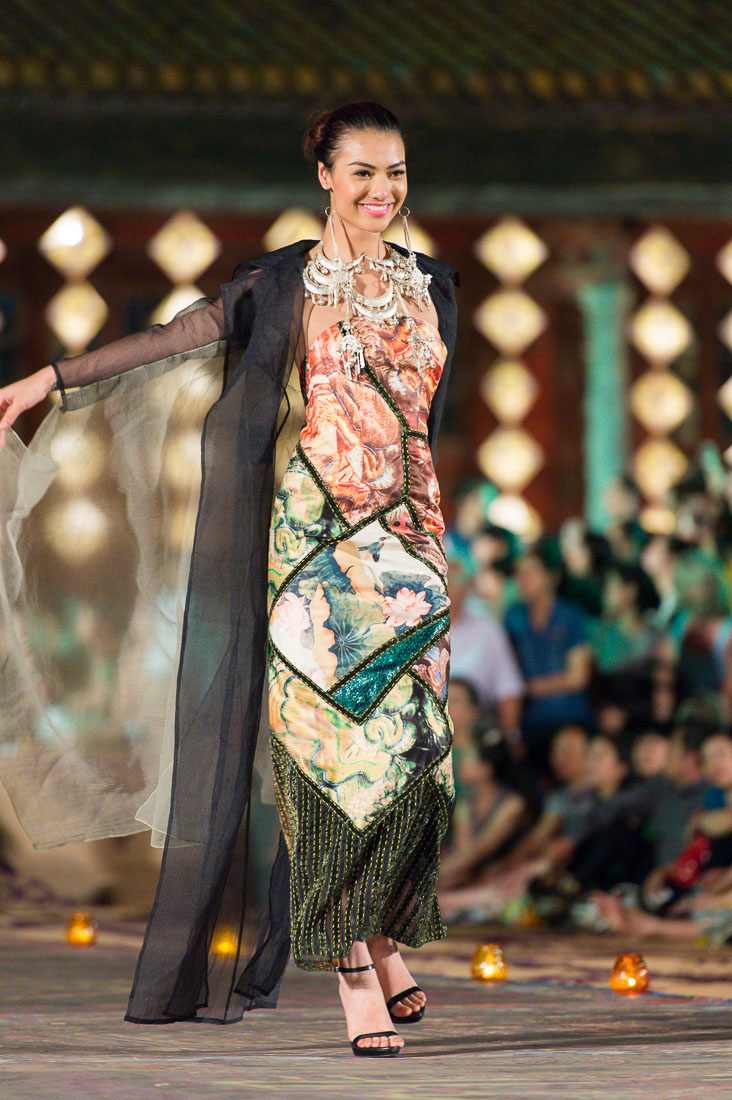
xmin=267 ymin=313 xmax=456 ymax=970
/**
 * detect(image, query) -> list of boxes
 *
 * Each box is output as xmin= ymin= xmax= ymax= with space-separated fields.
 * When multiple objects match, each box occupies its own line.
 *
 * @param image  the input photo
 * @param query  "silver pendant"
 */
xmin=407 ymin=317 xmax=434 ymax=371
xmin=340 ymin=321 xmax=366 ymax=382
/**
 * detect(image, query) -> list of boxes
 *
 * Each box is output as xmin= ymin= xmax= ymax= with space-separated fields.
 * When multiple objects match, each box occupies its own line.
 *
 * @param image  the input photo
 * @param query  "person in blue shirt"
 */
xmin=504 ymin=539 xmax=594 ymax=776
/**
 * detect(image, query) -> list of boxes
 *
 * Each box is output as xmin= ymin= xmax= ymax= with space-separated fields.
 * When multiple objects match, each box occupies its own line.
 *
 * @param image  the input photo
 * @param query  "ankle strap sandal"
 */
xmin=337 ymin=963 xmax=403 ymax=1057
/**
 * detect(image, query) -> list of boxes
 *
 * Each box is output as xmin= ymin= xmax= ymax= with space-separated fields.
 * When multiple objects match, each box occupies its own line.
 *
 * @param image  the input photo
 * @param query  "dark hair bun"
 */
xmin=303 ymin=112 xmax=329 ymax=165
xmin=302 ymin=101 xmax=402 ymax=169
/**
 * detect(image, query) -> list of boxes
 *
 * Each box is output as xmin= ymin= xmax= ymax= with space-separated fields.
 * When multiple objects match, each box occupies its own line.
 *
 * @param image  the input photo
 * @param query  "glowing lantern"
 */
xmin=147 ymin=210 xmax=220 ymax=285
xmin=211 ymin=928 xmax=239 ymax=957
xmin=66 ymin=911 xmax=97 ymax=946
xmin=471 ymin=943 xmax=508 ymax=982
xmin=264 ymin=208 xmax=324 ymax=252
xmin=609 ymin=953 xmax=649 ymax=994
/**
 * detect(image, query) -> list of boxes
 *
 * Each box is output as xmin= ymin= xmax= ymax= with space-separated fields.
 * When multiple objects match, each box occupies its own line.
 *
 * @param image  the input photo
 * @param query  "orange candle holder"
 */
xmin=471 ymin=943 xmax=508 ymax=982
xmin=65 ymin=911 xmax=97 ymax=946
xmin=609 ymin=953 xmax=649 ymax=994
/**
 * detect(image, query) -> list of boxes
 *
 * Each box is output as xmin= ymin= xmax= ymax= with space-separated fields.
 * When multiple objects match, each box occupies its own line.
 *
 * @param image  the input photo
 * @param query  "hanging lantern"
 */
xmin=609 ymin=953 xmax=649 ymax=994
xmin=65 ymin=911 xmax=97 ymax=946
xmin=471 ymin=943 xmax=508 ymax=982
xmin=211 ymin=927 xmax=239 ymax=957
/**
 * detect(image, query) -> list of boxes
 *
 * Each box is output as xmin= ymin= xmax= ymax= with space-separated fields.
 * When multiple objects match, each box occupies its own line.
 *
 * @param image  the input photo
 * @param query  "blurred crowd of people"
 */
xmin=438 ymin=450 xmax=732 ymax=945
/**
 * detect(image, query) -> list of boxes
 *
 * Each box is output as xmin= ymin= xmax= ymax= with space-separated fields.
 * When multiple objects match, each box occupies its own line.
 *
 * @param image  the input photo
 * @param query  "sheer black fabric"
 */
xmin=1 ymin=239 xmax=459 ymax=1024
xmin=125 ymin=247 xmax=308 ymax=1022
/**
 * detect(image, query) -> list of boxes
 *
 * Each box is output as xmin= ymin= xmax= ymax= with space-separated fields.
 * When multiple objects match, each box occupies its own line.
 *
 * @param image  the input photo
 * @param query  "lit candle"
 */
xmin=609 ymin=953 xmax=649 ymax=994
xmin=65 ymin=911 xmax=97 ymax=946
xmin=471 ymin=943 xmax=508 ymax=982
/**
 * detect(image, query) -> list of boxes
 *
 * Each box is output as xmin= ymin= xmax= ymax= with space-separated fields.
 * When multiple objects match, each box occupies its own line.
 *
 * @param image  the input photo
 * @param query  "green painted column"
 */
xmin=577 ymin=278 xmax=632 ymax=532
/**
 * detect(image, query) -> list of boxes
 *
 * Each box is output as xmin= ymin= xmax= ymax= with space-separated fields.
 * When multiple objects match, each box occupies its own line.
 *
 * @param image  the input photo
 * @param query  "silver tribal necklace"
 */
xmin=302 ymin=208 xmax=434 ymax=380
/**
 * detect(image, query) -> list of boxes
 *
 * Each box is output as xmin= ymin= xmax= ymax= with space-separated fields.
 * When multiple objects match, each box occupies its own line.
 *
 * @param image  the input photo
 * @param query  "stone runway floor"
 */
xmin=2 ymin=922 xmax=732 ymax=1099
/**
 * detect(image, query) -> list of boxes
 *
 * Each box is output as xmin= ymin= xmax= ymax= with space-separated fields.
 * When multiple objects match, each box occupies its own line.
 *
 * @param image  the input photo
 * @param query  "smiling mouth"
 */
xmin=359 ymin=202 xmax=394 ymax=216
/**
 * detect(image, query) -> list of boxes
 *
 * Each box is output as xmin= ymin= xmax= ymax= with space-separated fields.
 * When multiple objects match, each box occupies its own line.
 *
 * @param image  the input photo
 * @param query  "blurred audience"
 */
xmin=441 ymin=446 xmax=732 ymax=944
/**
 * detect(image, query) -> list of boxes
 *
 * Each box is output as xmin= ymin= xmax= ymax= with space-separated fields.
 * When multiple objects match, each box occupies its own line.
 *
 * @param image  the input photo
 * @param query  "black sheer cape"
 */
xmin=0 ymin=238 xmax=459 ymax=1023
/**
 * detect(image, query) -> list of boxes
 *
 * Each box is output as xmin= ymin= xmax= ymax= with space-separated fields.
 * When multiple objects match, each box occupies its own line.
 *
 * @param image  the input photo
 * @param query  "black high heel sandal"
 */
xmin=337 ymin=963 xmax=403 ymax=1057
xmin=386 ymin=985 xmax=426 ymax=1024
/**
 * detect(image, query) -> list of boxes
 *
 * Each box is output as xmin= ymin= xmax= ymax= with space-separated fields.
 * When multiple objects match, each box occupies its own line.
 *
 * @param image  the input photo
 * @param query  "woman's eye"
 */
xmin=353 ymin=169 xmax=406 ymax=178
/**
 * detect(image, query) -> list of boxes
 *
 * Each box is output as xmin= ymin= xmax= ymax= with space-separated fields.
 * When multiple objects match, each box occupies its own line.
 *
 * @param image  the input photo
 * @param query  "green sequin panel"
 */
xmin=271 ymin=736 xmax=453 ymax=971
xmin=332 ymin=614 xmax=448 ymax=717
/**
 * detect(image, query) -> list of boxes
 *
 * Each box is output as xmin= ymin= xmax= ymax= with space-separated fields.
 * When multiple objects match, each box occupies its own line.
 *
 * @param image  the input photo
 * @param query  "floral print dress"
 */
xmin=267 ymin=314 xmax=455 ymax=969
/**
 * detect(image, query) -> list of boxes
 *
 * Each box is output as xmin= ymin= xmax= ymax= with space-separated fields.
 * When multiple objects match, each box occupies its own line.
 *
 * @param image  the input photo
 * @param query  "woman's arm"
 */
xmin=525 ymin=643 xmax=592 ymax=697
xmin=438 ymin=793 xmax=527 ymax=888
xmin=498 ymin=809 xmax=563 ymax=869
xmin=689 ymin=808 xmax=732 ymax=838
xmin=0 ymin=294 xmax=225 ymax=445
xmin=51 ymin=294 xmax=224 ymax=402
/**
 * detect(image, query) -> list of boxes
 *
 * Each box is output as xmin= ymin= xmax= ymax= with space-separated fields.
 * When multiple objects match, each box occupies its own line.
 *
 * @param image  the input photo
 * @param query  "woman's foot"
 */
xmin=337 ymin=944 xmax=404 ymax=1052
xmin=367 ymin=934 xmax=426 ymax=1020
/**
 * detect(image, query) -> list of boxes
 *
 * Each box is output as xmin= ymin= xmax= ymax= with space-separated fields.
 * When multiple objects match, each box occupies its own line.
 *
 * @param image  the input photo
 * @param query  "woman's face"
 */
xmin=319 ymin=129 xmax=407 ymax=234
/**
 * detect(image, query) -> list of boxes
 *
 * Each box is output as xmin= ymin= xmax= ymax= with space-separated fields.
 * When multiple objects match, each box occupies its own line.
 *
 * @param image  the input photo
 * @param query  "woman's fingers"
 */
xmin=0 ymin=395 xmax=20 ymax=449
xmin=0 ymin=394 xmax=17 ymax=428
xmin=0 ymin=376 xmax=53 ymax=453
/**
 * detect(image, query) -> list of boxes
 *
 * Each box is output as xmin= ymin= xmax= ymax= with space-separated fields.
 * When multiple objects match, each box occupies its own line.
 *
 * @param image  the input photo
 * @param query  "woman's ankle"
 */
xmin=338 ymin=939 xmax=374 ymax=970
xmin=367 ymin=934 xmax=398 ymax=959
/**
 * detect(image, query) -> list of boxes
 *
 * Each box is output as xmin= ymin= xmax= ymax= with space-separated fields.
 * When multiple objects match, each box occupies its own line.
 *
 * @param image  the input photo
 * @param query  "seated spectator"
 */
xmin=578 ymin=717 xmax=708 ymax=888
xmin=468 ymin=734 xmax=647 ymax=924
xmin=448 ymin=559 xmax=524 ymax=755
xmin=558 ymin=518 xmax=613 ymax=618
xmin=640 ymin=532 xmax=682 ymax=631
xmin=588 ymin=561 xmax=661 ymax=678
xmin=672 ymin=550 xmax=732 ymax=696
xmin=497 ymin=723 xmax=593 ymax=873
xmin=631 ymin=727 xmax=670 ymax=780
xmin=470 ymin=523 xmax=522 ymax=617
xmin=471 ymin=557 xmax=516 ymax=620
xmin=438 ymin=725 xmax=596 ymax=921
xmin=603 ymin=474 xmax=644 ymax=563
xmin=443 ymin=476 xmax=496 ymax=578
xmin=504 ymin=538 xmax=594 ymax=775
xmin=594 ymin=723 xmax=732 ymax=942
xmin=545 ymin=732 xmax=652 ymax=898
xmin=439 ymin=721 xmax=531 ymax=891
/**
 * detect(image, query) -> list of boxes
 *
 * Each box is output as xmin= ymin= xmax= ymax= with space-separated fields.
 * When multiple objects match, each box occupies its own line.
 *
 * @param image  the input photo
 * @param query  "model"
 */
xmin=0 ymin=101 xmax=460 ymax=1057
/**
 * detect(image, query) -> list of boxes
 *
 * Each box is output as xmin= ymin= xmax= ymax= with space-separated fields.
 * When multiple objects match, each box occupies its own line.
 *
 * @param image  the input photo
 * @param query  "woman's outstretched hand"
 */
xmin=0 ymin=365 xmax=57 ymax=451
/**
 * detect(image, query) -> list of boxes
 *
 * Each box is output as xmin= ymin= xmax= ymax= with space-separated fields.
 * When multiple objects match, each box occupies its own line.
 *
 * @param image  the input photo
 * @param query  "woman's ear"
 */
xmin=317 ymin=161 xmax=330 ymax=192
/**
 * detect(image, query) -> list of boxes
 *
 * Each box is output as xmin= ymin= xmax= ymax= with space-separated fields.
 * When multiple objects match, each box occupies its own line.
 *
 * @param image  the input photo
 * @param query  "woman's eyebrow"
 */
xmin=347 ymin=160 xmax=406 ymax=169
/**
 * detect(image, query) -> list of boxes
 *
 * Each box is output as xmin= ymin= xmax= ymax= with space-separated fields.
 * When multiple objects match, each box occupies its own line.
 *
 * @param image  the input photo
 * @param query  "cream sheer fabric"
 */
xmin=0 ymin=294 xmax=304 ymax=850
